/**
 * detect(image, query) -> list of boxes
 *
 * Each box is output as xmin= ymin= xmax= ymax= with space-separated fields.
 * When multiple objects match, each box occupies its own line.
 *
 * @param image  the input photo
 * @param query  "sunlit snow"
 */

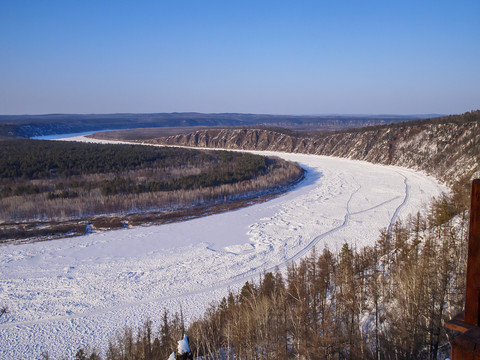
xmin=0 ymin=137 xmax=446 ymax=359
xmin=178 ymin=334 xmax=191 ymax=355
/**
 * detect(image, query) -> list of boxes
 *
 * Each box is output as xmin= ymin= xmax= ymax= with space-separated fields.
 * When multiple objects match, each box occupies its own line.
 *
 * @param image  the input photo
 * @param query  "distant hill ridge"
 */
xmin=146 ymin=111 xmax=480 ymax=186
xmin=0 ymin=112 xmax=431 ymax=138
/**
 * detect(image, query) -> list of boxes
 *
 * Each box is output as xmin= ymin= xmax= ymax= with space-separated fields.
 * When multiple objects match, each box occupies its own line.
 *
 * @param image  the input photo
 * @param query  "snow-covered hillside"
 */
xmin=152 ymin=114 xmax=480 ymax=186
xmin=0 ymin=142 xmax=446 ymax=359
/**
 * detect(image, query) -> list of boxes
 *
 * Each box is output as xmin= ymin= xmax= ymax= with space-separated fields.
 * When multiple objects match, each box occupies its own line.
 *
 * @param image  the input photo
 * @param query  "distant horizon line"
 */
xmin=0 ymin=111 xmax=448 ymax=118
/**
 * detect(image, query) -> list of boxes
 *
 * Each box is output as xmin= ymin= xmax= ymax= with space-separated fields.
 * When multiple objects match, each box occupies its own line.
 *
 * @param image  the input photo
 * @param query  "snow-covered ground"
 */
xmin=0 ymin=138 xmax=446 ymax=359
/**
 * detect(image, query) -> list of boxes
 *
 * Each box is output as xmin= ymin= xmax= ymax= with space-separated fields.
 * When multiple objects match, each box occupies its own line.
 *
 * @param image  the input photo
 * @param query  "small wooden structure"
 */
xmin=446 ymin=179 xmax=480 ymax=358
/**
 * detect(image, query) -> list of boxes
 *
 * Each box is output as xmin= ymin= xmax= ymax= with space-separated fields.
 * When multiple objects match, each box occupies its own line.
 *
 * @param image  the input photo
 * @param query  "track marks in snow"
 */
xmin=276 ymin=178 xmax=362 ymax=266
xmin=350 ymin=196 xmax=402 ymax=216
xmin=387 ymin=173 xmax=410 ymax=234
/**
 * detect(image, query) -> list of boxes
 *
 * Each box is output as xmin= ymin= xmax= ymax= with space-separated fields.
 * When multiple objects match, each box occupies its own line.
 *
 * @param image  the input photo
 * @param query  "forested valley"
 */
xmin=71 ymin=177 xmax=470 ymax=360
xmin=0 ymin=139 xmax=303 ymax=242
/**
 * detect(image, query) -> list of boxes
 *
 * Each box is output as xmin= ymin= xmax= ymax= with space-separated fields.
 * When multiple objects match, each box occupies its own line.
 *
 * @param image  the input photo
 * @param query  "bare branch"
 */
xmin=0 ymin=305 xmax=8 ymax=318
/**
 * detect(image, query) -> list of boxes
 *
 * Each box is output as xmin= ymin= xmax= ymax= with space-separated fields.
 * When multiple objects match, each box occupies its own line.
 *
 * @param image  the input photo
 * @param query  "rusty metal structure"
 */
xmin=446 ymin=179 xmax=480 ymax=358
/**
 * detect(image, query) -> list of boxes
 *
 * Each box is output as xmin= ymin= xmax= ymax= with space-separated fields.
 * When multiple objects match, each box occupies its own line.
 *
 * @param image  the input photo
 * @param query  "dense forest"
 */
xmin=71 ymin=178 xmax=470 ymax=360
xmin=0 ymin=139 xmax=270 ymax=180
xmin=0 ymin=139 xmax=303 ymax=241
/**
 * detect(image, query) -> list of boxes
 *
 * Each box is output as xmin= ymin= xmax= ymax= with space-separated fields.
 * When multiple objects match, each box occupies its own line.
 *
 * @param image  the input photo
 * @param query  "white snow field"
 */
xmin=0 ymin=139 xmax=446 ymax=359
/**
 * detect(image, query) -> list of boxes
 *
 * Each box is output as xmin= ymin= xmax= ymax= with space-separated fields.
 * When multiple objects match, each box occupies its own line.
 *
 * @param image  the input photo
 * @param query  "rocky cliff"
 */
xmin=147 ymin=111 xmax=480 ymax=186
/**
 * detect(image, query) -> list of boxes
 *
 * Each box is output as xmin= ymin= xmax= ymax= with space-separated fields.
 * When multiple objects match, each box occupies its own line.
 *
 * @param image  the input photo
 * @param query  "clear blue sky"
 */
xmin=1 ymin=0 xmax=479 ymax=115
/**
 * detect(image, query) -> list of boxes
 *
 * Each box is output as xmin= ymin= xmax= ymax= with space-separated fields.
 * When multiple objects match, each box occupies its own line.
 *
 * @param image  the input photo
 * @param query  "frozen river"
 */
xmin=0 ymin=137 xmax=446 ymax=359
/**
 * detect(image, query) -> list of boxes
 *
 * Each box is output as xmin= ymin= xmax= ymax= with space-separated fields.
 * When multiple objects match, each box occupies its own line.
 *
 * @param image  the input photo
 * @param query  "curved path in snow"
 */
xmin=0 ymin=139 xmax=446 ymax=359
xmin=387 ymin=173 xmax=410 ymax=233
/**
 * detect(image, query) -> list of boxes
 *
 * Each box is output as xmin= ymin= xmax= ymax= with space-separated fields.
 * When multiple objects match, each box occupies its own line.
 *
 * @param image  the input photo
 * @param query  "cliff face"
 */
xmin=149 ymin=115 xmax=480 ymax=185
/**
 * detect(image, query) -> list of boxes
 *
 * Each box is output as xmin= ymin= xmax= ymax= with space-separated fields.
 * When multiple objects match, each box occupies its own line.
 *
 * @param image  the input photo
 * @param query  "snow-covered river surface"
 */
xmin=0 ymin=137 xmax=446 ymax=359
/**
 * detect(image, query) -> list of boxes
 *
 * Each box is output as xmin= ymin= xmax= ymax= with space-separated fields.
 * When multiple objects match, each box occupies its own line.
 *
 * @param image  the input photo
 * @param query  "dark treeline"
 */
xmin=0 ymin=139 xmax=262 ymax=180
xmin=73 ymin=180 xmax=470 ymax=359
xmin=99 ymin=155 xmax=268 ymax=196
